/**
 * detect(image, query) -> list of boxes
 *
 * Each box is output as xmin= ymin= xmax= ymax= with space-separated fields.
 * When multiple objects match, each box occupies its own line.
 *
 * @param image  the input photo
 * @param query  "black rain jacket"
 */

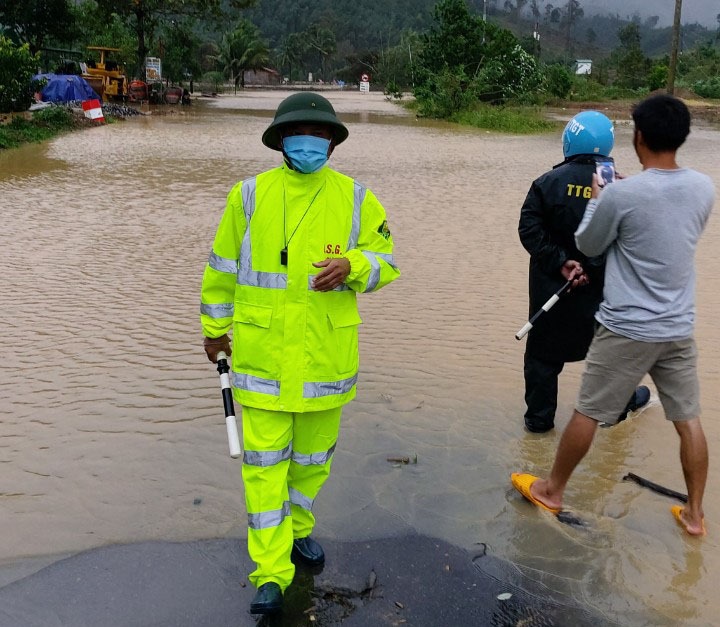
xmin=518 ymin=155 xmax=607 ymax=362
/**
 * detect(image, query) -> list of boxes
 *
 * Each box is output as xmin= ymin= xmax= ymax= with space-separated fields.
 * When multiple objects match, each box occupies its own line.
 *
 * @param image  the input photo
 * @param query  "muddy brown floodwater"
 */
xmin=1 ymin=90 xmax=719 ymax=626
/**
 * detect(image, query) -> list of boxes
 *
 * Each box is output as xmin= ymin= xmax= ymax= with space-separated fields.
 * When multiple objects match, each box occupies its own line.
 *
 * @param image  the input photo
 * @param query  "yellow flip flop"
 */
xmin=511 ymin=472 xmax=560 ymax=514
xmin=671 ymin=505 xmax=707 ymax=537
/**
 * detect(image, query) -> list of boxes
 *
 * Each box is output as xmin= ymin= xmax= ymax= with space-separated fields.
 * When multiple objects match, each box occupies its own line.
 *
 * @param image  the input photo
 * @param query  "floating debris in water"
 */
xmin=365 ymin=569 xmax=377 ymax=593
xmin=386 ymin=454 xmax=418 ymax=464
xmin=556 ymin=510 xmax=589 ymax=528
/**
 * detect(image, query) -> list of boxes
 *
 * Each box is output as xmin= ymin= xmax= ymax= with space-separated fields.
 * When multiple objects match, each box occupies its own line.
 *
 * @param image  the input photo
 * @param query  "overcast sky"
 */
xmin=582 ymin=0 xmax=717 ymax=27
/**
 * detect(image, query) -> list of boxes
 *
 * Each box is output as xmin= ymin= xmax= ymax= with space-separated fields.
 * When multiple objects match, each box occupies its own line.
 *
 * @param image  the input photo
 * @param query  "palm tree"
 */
xmin=305 ymin=25 xmax=336 ymax=81
xmin=213 ymin=19 xmax=270 ymax=92
xmin=277 ymin=33 xmax=307 ymax=83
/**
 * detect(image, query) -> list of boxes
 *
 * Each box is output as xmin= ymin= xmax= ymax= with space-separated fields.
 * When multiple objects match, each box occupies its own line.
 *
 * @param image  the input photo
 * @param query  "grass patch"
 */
xmin=0 ymin=106 xmax=84 ymax=149
xmin=451 ymin=103 xmax=559 ymax=134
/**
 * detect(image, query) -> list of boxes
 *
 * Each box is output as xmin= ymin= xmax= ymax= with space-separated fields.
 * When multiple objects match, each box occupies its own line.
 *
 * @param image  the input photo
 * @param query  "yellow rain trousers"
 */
xmin=200 ymin=163 xmax=399 ymax=591
xmin=242 ymin=405 xmax=341 ymax=590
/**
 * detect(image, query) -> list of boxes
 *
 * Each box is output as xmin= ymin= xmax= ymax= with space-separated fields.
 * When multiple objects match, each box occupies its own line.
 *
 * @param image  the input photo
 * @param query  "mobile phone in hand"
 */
xmin=595 ymin=159 xmax=616 ymax=187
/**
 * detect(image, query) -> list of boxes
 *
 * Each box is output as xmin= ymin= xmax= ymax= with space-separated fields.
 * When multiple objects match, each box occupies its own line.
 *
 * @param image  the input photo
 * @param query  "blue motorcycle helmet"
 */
xmin=562 ymin=111 xmax=614 ymax=158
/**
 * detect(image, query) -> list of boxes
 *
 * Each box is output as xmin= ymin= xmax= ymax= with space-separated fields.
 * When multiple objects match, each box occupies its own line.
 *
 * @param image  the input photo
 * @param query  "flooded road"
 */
xmin=1 ymin=90 xmax=718 ymax=625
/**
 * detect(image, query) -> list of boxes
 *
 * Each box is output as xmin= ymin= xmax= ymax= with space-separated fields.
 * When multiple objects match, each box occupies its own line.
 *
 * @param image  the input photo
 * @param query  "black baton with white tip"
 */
xmin=216 ymin=351 xmax=242 ymax=459
xmin=515 ymin=279 xmax=572 ymax=340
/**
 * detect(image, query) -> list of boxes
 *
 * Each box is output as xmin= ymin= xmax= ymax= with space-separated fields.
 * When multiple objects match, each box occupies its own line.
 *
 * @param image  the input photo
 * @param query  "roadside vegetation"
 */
xmin=0 ymin=107 xmax=88 ymax=149
xmin=452 ymin=105 xmax=556 ymax=134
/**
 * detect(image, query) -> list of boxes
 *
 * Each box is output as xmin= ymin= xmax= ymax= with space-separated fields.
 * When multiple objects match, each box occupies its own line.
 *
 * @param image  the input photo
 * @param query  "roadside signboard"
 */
xmin=359 ymin=73 xmax=370 ymax=93
xmin=575 ymin=59 xmax=592 ymax=75
xmin=145 ymin=57 xmax=162 ymax=82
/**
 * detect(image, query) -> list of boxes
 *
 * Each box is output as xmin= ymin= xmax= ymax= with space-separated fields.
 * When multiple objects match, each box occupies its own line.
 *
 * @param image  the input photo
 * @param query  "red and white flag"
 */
xmin=82 ymin=99 xmax=105 ymax=123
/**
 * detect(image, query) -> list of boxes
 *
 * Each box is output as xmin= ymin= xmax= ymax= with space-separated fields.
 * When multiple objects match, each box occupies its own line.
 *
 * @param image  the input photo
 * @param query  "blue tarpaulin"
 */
xmin=33 ymin=73 xmax=101 ymax=103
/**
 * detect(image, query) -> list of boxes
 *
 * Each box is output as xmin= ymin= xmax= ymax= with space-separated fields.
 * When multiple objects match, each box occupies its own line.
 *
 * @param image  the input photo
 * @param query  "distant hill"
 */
xmin=238 ymin=0 xmax=716 ymax=68
xmin=581 ymin=0 xmax=718 ymax=28
xmin=244 ymin=0 xmax=437 ymax=48
xmin=490 ymin=7 xmax=715 ymax=62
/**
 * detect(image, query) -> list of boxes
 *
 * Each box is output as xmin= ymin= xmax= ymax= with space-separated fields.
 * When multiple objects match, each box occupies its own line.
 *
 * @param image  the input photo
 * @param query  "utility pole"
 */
xmin=482 ymin=0 xmax=487 ymax=44
xmin=667 ymin=0 xmax=682 ymax=94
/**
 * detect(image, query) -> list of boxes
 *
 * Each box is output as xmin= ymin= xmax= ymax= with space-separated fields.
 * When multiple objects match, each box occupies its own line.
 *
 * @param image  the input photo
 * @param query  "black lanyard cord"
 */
xmin=283 ymin=183 xmax=324 ymax=248
xmin=281 ymin=181 xmax=324 ymax=265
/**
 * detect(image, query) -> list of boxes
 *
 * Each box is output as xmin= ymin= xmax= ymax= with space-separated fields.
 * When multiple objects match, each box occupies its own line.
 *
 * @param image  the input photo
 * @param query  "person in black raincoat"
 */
xmin=519 ymin=111 xmax=648 ymax=433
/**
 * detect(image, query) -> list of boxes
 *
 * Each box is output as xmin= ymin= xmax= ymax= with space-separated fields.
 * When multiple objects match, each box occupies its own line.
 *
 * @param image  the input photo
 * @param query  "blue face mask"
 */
xmin=282 ymin=135 xmax=331 ymax=174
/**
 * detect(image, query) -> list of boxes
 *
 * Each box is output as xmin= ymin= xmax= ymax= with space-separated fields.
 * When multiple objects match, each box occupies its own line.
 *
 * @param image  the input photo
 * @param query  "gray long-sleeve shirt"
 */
xmin=575 ymin=168 xmax=714 ymax=341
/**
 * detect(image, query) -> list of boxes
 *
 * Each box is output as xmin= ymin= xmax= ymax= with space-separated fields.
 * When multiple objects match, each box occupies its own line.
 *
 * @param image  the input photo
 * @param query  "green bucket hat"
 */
xmin=262 ymin=92 xmax=349 ymax=150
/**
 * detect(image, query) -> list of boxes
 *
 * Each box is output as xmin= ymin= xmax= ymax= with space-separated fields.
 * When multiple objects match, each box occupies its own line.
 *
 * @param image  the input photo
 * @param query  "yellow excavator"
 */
xmin=82 ymin=46 xmax=128 ymax=100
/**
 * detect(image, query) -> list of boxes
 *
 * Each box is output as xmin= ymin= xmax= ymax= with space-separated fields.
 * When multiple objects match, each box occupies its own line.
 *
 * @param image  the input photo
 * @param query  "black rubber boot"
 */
xmin=250 ymin=582 xmax=283 ymax=615
xmin=617 ymin=385 xmax=650 ymax=423
xmin=524 ymin=419 xmax=555 ymax=433
xmin=292 ymin=536 xmax=325 ymax=566
xmin=601 ymin=385 xmax=651 ymax=428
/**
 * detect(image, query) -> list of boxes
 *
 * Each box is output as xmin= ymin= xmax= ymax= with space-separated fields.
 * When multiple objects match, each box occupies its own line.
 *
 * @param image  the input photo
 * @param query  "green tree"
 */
xmin=373 ymin=30 xmax=422 ymax=90
xmin=305 ymin=25 xmax=336 ymax=80
xmin=543 ymin=62 xmax=571 ymax=98
xmin=157 ymin=20 xmax=201 ymax=84
xmin=0 ymin=0 xmax=74 ymax=54
xmin=214 ymin=19 xmax=270 ymax=90
xmin=93 ymin=0 xmax=257 ymax=79
xmin=648 ymin=63 xmax=668 ymax=91
xmin=613 ymin=22 xmax=648 ymax=89
xmin=71 ymin=2 xmax=136 ymax=75
xmin=475 ymin=44 xmax=542 ymax=102
xmin=645 ymin=15 xmax=660 ymax=30
xmin=0 ymin=36 xmax=40 ymax=112
xmin=676 ymin=42 xmax=720 ymax=84
xmin=544 ymin=3 xmax=561 ymax=26
xmin=503 ymin=0 xmax=528 ymax=22
xmin=199 ymin=41 xmax=220 ymax=74
xmin=529 ymin=0 xmax=543 ymax=22
xmin=414 ymin=0 xmax=533 ymax=116
xmin=277 ymin=32 xmax=307 ymax=81
xmin=336 ymin=51 xmax=379 ymax=85
xmin=418 ymin=0 xmax=510 ymax=78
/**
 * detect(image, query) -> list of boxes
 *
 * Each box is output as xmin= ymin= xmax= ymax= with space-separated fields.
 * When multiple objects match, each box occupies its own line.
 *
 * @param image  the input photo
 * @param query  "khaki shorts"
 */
xmin=577 ymin=325 xmax=700 ymax=425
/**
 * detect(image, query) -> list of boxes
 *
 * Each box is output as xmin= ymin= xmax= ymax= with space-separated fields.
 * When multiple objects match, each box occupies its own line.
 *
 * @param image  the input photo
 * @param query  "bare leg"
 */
xmin=673 ymin=417 xmax=708 ymax=535
xmin=530 ymin=410 xmax=598 ymax=510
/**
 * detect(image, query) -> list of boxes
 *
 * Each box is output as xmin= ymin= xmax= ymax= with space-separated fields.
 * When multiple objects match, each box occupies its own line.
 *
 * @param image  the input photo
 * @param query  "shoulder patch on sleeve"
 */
xmin=377 ymin=220 xmax=391 ymax=240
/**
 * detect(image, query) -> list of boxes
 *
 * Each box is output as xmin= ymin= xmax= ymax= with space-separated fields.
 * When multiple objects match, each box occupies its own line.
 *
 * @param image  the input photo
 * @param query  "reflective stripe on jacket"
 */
xmin=200 ymin=164 xmax=400 ymax=412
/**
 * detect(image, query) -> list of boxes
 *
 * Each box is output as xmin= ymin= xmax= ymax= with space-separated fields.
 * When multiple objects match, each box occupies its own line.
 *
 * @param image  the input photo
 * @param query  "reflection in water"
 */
xmin=1 ymin=91 xmax=719 ymax=624
xmin=0 ymin=141 xmax=68 ymax=179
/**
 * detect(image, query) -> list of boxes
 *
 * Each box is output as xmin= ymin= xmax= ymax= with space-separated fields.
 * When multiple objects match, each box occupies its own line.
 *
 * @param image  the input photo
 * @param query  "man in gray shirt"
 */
xmin=512 ymin=94 xmax=714 ymax=536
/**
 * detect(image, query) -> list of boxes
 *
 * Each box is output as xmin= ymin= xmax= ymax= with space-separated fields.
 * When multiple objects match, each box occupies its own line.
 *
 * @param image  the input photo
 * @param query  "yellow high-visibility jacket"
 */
xmin=201 ymin=163 xmax=400 ymax=412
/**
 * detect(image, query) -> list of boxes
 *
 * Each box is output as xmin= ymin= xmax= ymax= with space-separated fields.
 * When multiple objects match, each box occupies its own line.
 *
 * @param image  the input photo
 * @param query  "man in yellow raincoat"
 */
xmin=200 ymin=92 xmax=400 ymax=615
